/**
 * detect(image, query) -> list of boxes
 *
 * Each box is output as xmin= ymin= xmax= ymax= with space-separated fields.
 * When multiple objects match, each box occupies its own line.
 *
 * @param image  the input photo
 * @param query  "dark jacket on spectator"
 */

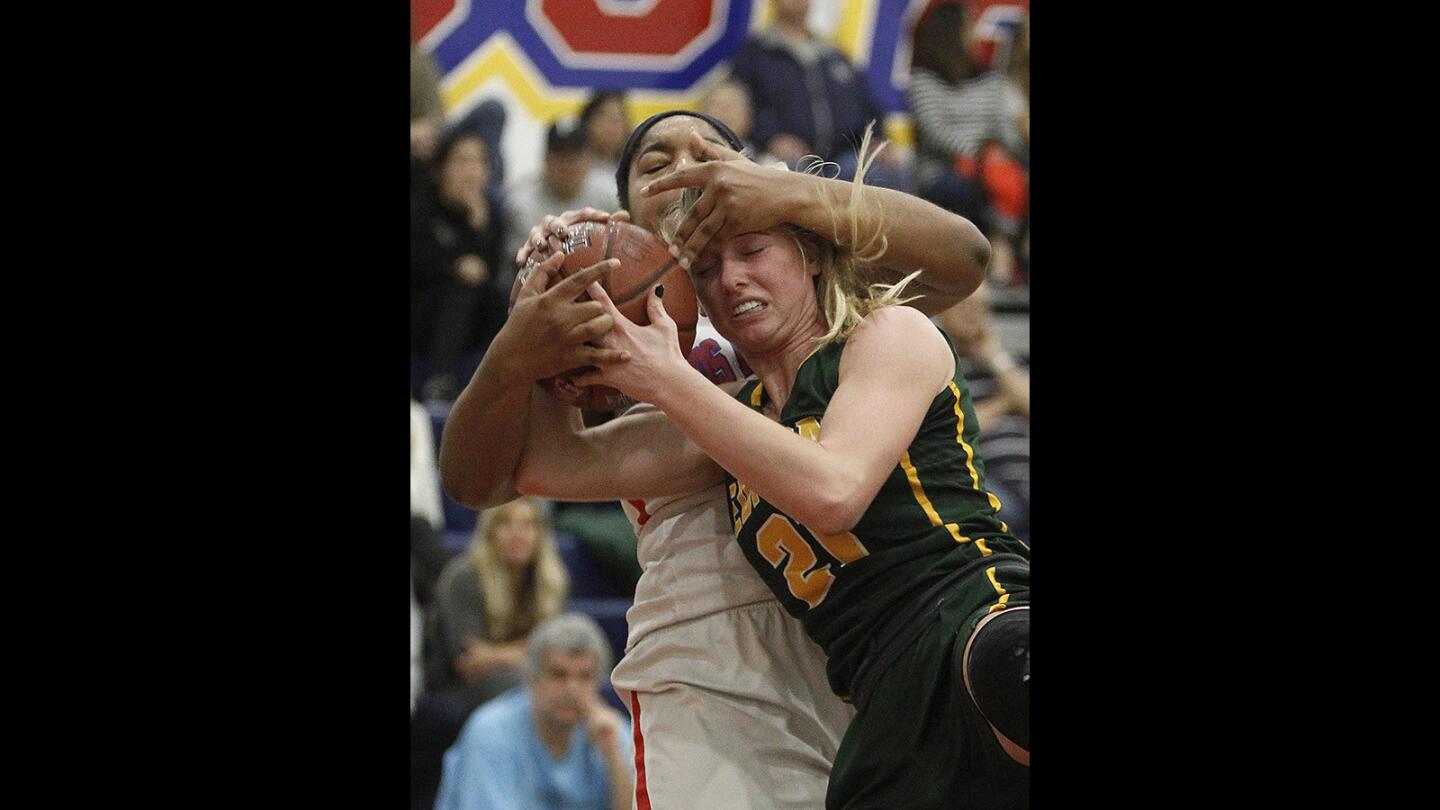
xmin=731 ymin=29 xmax=887 ymax=162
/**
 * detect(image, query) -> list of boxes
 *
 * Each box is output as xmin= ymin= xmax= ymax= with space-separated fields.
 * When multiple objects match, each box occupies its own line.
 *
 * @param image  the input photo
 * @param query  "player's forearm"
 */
xmin=790 ymin=173 xmax=989 ymax=314
xmin=516 ymin=396 xmax=717 ymax=502
xmin=513 ymin=394 xmax=613 ymax=501
xmin=653 ymin=373 xmax=871 ymax=534
xmin=439 ymin=345 xmax=533 ymax=509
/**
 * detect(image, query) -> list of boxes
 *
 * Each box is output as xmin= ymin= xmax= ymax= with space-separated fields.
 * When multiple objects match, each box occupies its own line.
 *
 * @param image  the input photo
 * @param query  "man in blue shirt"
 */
xmin=435 ymin=613 xmax=635 ymax=810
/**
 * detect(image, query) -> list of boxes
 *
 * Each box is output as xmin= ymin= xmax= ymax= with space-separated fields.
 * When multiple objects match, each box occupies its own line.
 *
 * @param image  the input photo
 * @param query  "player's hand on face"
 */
xmin=641 ymin=132 xmax=793 ymax=274
xmin=514 ymin=208 xmax=632 ymax=269
xmin=572 ymin=283 xmax=688 ymax=404
xmin=496 ymin=251 xmax=629 ymax=381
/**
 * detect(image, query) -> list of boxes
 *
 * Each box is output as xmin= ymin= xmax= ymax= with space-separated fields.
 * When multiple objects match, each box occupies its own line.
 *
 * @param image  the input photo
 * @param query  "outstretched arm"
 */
xmin=577 ymin=289 xmax=953 ymax=534
xmin=643 ymin=131 xmax=990 ymax=314
xmin=515 ymin=388 xmax=724 ymax=502
xmin=439 ymin=251 xmax=624 ymax=509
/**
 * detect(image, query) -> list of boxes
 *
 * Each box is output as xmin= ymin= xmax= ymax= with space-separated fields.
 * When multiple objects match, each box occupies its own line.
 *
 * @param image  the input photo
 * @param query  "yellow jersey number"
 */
xmin=755 ymin=515 xmax=868 ymax=608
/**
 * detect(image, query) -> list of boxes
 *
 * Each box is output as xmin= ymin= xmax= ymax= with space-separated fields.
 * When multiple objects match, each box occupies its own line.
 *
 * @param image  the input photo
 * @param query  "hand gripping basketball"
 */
xmin=509 ymin=219 xmax=698 ymax=412
xmin=573 ymin=282 xmax=687 ymax=406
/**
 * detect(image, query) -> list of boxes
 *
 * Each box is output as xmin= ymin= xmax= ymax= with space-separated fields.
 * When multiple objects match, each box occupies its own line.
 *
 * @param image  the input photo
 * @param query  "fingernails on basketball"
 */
xmin=668 ymin=243 xmax=679 ymax=258
xmin=678 ymin=255 xmax=690 ymax=270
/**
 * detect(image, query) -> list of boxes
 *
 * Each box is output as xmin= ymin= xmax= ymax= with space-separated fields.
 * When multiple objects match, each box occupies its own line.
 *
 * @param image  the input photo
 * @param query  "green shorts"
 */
xmin=826 ymin=557 xmax=1030 ymax=810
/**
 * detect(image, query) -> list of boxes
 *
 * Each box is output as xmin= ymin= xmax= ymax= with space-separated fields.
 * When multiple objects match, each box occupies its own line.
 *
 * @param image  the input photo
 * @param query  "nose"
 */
xmin=718 ymin=258 xmax=749 ymax=293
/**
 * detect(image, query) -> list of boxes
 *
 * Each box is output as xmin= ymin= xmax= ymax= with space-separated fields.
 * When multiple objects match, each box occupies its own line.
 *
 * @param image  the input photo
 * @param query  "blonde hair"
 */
xmin=468 ymin=497 xmax=569 ymax=641
xmin=662 ymin=122 xmax=921 ymax=346
xmin=803 ymin=124 xmax=924 ymax=343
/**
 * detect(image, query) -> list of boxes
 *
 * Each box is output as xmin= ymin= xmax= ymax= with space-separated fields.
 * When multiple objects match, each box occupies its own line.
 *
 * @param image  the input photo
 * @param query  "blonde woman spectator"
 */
xmin=425 ymin=497 xmax=570 ymax=709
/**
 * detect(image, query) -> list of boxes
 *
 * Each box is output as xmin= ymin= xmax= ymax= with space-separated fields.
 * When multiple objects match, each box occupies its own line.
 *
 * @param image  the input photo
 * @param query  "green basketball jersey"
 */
xmin=726 ymin=327 xmax=1030 ymax=698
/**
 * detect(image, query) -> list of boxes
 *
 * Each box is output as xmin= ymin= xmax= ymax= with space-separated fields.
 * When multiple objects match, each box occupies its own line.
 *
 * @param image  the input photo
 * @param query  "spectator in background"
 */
xmin=412 ymin=128 xmax=511 ymax=403
xmin=699 ymin=78 xmax=776 ymax=166
xmin=731 ymin=0 xmax=906 ymax=189
xmin=450 ymin=99 xmax=510 ymax=199
xmin=936 ymin=281 xmax=1030 ymax=538
xmin=579 ymin=90 xmax=630 ymax=205
xmin=411 ymin=45 xmax=446 ymax=164
xmin=435 ymin=614 xmax=634 ymax=810
xmin=907 ymin=1 xmax=1029 ymax=286
xmin=502 ymin=118 xmax=618 ymax=273
xmin=412 ymin=497 xmax=571 ymax=810
xmin=426 ymin=497 xmax=570 ymax=710
xmin=1006 ymin=13 xmax=1029 ymax=153
xmin=1005 ymin=13 xmax=1030 ymax=273
xmin=412 ymin=399 xmax=453 ymax=608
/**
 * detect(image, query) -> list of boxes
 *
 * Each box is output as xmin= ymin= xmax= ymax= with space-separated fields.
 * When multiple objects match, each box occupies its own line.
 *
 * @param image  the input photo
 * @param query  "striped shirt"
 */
xmin=906 ymin=68 xmax=1023 ymax=190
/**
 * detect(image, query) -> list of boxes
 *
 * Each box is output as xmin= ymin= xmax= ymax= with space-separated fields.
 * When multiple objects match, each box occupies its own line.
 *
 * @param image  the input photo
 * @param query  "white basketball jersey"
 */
xmin=619 ymin=316 xmax=772 ymax=650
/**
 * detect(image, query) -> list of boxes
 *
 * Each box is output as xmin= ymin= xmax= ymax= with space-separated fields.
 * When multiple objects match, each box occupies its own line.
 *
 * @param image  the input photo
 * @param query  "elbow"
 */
xmin=958 ymin=220 xmax=991 ymax=298
xmin=513 ymin=458 xmax=558 ymax=500
xmin=441 ymin=455 xmax=511 ymax=511
xmin=441 ymin=465 xmax=485 ymax=511
xmin=800 ymin=482 xmax=873 ymax=536
xmin=512 ymin=463 xmax=542 ymax=499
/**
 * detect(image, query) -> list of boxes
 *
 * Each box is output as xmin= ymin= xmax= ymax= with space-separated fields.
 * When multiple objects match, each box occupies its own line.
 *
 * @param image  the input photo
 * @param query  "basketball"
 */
xmin=511 ymin=220 xmax=699 ymax=412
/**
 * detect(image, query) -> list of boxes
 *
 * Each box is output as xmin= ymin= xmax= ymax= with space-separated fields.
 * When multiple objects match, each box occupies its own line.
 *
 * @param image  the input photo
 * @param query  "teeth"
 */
xmin=733 ymin=301 xmax=765 ymax=316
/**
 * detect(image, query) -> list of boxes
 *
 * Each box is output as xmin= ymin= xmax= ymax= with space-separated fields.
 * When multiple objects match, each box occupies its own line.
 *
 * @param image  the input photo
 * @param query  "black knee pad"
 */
xmin=962 ymin=608 xmax=1029 ymax=750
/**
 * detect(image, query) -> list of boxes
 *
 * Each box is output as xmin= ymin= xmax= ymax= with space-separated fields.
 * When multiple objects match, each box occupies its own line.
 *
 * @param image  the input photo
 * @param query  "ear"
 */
xmin=807 ymin=243 xmax=827 ymax=278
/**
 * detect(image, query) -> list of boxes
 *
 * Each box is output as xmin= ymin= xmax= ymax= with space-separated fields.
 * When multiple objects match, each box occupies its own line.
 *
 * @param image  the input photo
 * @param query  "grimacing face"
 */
xmin=687 ymin=230 xmax=822 ymax=356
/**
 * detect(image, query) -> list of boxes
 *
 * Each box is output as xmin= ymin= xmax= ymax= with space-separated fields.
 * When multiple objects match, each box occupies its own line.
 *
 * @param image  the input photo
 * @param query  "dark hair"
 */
xmin=911 ymin=1 xmax=974 ymax=84
xmin=546 ymin=117 xmax=588 ymax=154
xmin=432 ymin=127 xmax=487 ymax=170
xmin=580 ymin=89 xmax=627 ymax=128
xmin=614 ymin=110 xmax=745 ymax=210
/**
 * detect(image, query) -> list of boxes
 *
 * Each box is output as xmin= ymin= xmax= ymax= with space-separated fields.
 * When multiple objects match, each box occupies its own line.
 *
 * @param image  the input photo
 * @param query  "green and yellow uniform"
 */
xmin=728 ymin=328 xmax=1030 ymax=809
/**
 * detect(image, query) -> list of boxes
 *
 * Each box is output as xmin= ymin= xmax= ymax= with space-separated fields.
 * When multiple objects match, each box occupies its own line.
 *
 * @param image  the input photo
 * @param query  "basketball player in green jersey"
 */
xmin=518 ymin=128 xmax=1029 ymax=809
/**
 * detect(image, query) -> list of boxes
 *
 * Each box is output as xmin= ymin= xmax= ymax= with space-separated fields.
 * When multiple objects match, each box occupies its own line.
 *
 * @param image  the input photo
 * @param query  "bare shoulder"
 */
xmin=842 ymin=305 xmax=954 ymax=387
xmin=850 ymin=304 xmax=950 ymax=354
